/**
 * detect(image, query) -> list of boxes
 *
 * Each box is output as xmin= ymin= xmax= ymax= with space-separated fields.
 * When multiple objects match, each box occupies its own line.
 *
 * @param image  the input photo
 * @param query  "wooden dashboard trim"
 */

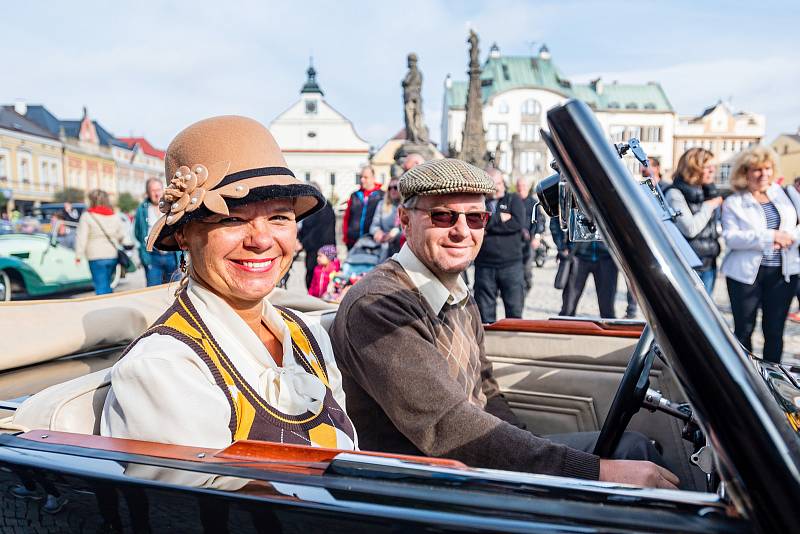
xmin=18 ymin=430 xmax=466 ymax=470
xmin=485 ymin=319 xmax=644 ymax=338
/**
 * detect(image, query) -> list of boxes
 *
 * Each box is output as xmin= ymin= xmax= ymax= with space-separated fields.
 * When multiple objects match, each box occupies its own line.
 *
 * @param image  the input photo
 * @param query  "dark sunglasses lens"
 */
xmin=429 ymin=210 xmax=457 ymax=227
xmin=465 ymin=212 xmax=489 ymax=229
xmin=388 ymin=186 xmax=398 ymax=190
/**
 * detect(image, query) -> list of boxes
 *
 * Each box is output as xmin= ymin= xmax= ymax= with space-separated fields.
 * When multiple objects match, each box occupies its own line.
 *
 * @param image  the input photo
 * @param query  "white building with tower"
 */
xmin=442 ymin=44 xmax=676 ymax=183
xmin=270 ymin=62 xmax=371 ymax=205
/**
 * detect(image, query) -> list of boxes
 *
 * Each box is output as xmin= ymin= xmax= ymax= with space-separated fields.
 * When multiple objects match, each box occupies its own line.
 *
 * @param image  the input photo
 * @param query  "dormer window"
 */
xmin=305 ymin=100 xmax=317 ymax=114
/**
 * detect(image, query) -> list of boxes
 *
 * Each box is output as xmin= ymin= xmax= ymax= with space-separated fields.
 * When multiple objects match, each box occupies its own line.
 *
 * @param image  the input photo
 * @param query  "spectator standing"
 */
xmin=515 ymin=176 xmax=546 ymax=295
xmin=789 ymin=176 xmax=800 ymax=323
xmin=370 ymin=176 xmax=403 ymax=262
xmin=298 ymin=182 xmax=336 ymax=288
xmin=643 ymin=156 xmax=669 ymax=189
xmin=721 ymin=146 xmax=800 ymax=363
xmin=474 ymin=168 xmax=526 ymax=323
xmin=664 ymin=148 xmax=722 ymax=294
xmin=134 ymin=178 xmax=180 ymax=286
xmin=560 ymin=240 xmax=618 ymax=319
xmin=76 ymin=189 xmax=129 ymax=295
xmin=343 ymin=165 xmax=383 ymax=249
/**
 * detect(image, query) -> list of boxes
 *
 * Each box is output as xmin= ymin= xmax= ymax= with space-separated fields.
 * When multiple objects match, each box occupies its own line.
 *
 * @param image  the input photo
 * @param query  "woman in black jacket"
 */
xmin=664 ymin=148 xmax=723 ymax=294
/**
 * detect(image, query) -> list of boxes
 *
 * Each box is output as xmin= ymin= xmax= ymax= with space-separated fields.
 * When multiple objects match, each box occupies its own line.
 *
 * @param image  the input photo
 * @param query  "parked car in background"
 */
xmin=0 ymin=220 xmax=133 ymax=301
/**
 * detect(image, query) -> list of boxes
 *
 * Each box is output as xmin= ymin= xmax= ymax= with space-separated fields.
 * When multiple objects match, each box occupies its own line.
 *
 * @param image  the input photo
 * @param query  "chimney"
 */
xmin=489 ymin=42 xmax=501 ymax=59
xmin=14 ymin=100 xmax=27 ymax=116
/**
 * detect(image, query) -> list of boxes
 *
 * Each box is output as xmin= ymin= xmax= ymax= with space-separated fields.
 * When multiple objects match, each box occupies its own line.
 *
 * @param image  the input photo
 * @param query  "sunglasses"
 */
xmin=388 ymin=185 xmax=399 ymax=191
xmin=411 ymin=208 xmax=490 ymax=229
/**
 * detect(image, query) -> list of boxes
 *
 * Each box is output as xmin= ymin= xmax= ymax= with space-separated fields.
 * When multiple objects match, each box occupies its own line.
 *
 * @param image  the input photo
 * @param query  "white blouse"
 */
xmin=100 ymin=280 xmax=355 ymax=450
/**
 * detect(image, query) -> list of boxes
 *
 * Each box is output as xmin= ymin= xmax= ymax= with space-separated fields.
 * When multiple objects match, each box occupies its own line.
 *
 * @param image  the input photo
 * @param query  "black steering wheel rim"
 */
xmin=593 ymin=325 xmax=656 ymax=457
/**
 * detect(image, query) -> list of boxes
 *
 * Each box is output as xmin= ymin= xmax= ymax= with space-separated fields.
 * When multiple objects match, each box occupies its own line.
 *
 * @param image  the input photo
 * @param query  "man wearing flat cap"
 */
xmin=330 ymin=158 xmax=678 ymax=488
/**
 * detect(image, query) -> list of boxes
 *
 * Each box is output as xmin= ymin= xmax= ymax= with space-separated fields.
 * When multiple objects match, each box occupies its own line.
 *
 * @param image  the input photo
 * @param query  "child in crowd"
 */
xmin=308 ymin=244 xmax=340 ymax=298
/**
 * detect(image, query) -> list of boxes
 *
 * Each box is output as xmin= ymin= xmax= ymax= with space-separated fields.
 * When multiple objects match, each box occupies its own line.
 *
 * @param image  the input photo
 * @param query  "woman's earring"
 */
xmin=179 ymin=252 xmax=187 ymax=273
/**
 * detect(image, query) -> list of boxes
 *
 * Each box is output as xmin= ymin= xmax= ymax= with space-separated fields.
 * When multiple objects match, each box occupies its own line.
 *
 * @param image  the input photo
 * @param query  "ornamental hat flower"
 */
xmin=146 ymin=115 xmax=325 ymax=252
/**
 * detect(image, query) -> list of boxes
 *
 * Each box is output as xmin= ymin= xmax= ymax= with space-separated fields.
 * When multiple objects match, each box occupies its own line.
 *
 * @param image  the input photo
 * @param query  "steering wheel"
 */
xmin=593 ymin=325 xmax=656 ymax=457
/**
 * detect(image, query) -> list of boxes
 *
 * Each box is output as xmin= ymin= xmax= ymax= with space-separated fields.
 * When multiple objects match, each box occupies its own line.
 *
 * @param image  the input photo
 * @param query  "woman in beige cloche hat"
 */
xmin=100 ymin=115 xmax=357 ymax=451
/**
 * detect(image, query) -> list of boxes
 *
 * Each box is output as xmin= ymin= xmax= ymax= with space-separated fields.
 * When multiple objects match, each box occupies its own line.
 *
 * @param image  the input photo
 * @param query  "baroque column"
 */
xmin=459 ymin=30 xmax=487 ymax=166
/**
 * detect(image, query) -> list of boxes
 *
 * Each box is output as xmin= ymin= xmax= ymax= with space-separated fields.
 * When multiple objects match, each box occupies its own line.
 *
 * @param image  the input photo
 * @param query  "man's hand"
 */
xmin=774 ymin=230 xmax=794 ymax=249
xmin=373 ymin=229 xmax=385 ymax=243
xmin=599 ymin=459 xmax=679 ymax=489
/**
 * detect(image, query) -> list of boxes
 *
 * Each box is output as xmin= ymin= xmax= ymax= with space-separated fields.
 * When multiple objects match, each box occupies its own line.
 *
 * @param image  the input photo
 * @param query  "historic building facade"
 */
xmin=442 ymin=44 xmax=676 ymax=183
xmin=771 ymin=132 xmax=800 ymax=183
xmin=269 ymin=63 xmax=371 ymax=205
xmin=115 ymin=137 xmax=166 ymax=201
xmin=673 ymin=101 xmax=765 ymax=184
xmin=0 ymin=103 xmax=64 ymax=214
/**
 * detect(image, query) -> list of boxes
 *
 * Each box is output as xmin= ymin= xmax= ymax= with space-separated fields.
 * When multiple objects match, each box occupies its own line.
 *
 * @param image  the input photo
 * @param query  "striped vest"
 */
xmin=123 ymin=290 xmax=355 ymax=448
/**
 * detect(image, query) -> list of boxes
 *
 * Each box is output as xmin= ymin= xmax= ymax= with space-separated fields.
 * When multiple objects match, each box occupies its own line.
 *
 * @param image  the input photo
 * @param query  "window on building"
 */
xmin=499 ymin=152 xmax=510 ymax=172
xmin=304 ymin=172 xmax=311 ymax=181
xmin=40 ymin=161 xmax=48 ymax=187
xmin=50 ymin=163 xmax=59 ymax=188
xmin=720 ymin=164 xmax=732 ymax=183
xmin=0 ymin=152 xmax=8 ymax=181
xmin=521 ymin=99 xmax=541 ymax=116
xmin=305 ymin=100 xmax=318 ymax=114
xmin=722 ymin=140 xmax=728 ymax=151
xmin=330 ymin=172 xmax=336 ymax=186
xmin=609 ymin=125 xmax=625 ymax=143
xmin=19 ymin=154 xmax=31 ymax=184
xmin=487 ymin=123 xmax=508 ymax=141
xmin=785 ymin=144 xmax=790 ymax=155
xmin=627 ymin=126 xmax=641 ymax=141
xmin=520 ymin=151 xmax=539 ymax=174
xmin=498 ymin=101 xmax=509 ymax=114
xmin=642 ymin=126 xmax=662 ymax=143
xmin=520 ymin=124 xmax=540 ymax=142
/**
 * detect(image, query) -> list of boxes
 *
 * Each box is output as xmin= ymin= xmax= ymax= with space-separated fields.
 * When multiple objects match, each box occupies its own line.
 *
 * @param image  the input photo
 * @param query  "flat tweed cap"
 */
xmin=399 ymin=158 xmax=495 ymax=202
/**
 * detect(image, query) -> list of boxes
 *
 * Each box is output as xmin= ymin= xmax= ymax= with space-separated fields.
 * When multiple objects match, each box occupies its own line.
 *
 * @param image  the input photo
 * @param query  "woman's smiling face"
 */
xmin=176 ymin=199 xmax=296 ymax=306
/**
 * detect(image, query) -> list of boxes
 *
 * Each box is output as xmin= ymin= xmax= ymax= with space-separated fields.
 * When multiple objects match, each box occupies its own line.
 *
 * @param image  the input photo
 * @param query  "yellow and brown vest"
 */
xmin=122 ymin=290 xmax=355 ymax=448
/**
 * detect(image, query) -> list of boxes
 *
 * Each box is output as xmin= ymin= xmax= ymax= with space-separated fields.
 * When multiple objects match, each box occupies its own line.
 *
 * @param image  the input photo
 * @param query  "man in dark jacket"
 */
xmin=474 ymin=168 xmax=527 ymax=323
xmin=516 ymin=176 xmax=546 ymax=295
xmin=342 ymin=165 xmax=383 ymax=249
xmin=298 ymin=182 xmax=336 ymax=289
xmin=134 ymin=178 xmax=179 ymax=286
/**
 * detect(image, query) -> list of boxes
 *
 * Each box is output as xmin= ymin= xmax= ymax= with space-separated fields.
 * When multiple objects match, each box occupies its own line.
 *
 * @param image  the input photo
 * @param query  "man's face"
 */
xmin=515 ymin=177 xmax=529 ymax=197
xmin=403 ymin=154 xmax=425 ymax=171
xmin=399 ymin=193 xmax=486 ymax=279
xmin=147 ymin=180 xmax=164 ymax=205
xmin=491 ymin=173 xmax=506 ymax=198
xmin=360 ymin=168 xmax=375 ymax=191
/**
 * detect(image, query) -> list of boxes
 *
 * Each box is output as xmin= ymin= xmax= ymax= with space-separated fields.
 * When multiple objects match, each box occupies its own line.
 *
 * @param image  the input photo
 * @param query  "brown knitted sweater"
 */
xmin=330 ymin=259 xmax=600 ymax=479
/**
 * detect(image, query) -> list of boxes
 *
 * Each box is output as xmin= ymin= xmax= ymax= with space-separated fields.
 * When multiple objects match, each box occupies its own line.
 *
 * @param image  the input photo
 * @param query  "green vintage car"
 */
xmin=0 ymin=221 xmax=135 ymax=301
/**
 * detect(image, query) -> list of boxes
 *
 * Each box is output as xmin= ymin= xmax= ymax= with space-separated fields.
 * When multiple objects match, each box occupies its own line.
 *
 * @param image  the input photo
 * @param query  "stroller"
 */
xmin=341 ymin=236 xmax=383 ymax=278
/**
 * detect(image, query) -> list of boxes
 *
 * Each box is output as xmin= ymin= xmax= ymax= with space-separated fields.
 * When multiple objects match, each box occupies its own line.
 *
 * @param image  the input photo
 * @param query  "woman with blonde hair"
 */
xmin=369 ymin=175 xmax=403 ymax=262
xmin=664 ymin=148 xmax=722 ymax=293
xmin=75 ymin=189 xmax=129 ymax=295
xmin=721 ymin=145 xmax=800 ymax=362
xmin=101 ymin=116 xmax=357 ymax=450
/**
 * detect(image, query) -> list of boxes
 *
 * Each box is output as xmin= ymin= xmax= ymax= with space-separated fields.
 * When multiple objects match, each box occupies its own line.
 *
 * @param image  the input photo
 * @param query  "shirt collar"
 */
xmin=394 ymin=244 xmax=470 ymax=314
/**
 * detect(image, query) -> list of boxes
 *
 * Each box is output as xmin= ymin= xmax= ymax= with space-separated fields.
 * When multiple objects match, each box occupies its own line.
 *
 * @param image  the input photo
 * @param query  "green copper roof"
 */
xmin=445 ymin=54 xmax=673 ymax=113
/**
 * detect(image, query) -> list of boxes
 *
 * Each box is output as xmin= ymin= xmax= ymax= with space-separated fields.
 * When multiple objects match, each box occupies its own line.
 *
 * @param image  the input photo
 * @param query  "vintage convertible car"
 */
xmin=0 ymin=220 xmax=135 ymax=301
xmin=1 ymin=100 xmax=798 ymax=533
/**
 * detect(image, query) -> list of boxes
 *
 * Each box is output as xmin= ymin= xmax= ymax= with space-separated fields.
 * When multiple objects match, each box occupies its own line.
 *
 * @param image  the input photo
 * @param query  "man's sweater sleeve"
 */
xmin=340 ymin=291 xmax=600 ymax=479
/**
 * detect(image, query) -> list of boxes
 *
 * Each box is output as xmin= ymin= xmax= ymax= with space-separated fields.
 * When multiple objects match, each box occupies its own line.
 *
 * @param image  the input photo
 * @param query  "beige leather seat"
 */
xmin=11 ymin=369 xmax=111 ymax=434
xmin=8 ymin=306 xmax=339 ymax=436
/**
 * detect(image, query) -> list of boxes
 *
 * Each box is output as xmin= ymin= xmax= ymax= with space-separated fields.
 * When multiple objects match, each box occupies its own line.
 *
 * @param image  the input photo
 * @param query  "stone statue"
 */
xmin=402 ymin=53 xmax=429 ymax=144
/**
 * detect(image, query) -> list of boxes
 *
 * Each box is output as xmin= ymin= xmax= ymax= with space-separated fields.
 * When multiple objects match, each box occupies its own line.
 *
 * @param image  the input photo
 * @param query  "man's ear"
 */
xmin=398 ymin=206 xmax=410 ymax=231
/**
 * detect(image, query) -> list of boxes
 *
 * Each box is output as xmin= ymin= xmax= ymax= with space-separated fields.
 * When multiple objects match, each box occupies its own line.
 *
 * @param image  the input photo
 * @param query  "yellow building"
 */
xmin=771 ymin=133 xmax=800 ymax=183
xmin=0 ymin=104 xmax=64 ymax=215
xmin=24 ymin=105 xmax=119 ymax=204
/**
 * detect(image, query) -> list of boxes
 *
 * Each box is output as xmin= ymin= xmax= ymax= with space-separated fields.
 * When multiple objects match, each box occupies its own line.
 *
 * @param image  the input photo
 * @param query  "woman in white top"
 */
xmin=75 ymin=189 xmax=129 ymax=295
xmin=100 ymin=115 xmax=357 ymax=450
xmin=721 ymin=146 xmax=800 ymax=362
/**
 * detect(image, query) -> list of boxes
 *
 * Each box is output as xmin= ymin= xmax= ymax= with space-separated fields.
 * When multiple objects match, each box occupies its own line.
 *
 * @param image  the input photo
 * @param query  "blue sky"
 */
xmin=3 ymin=0 xmax=798 ymax=150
